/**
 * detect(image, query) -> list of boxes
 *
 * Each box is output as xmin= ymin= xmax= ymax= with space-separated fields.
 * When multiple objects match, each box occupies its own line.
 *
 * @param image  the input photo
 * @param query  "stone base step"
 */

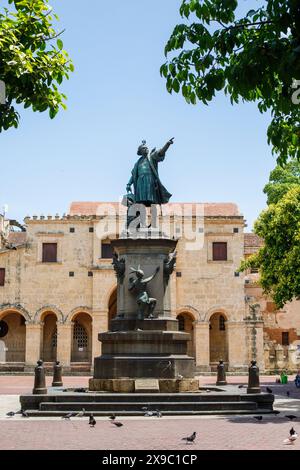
xmin=38 ymin=401 xmax=258 ymax=413
xmin=25 ymin=408 xmax=274 ymax=417
xmin=44 ymin=393 xmax=244 ymax=403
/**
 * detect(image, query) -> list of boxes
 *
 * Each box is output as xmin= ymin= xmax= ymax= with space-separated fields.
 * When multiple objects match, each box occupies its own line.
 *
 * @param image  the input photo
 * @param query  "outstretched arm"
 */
xmin=157 ymin=137 xmax=175 ymax=158
xmin=142 ymin=266 xmax=160 ymax=284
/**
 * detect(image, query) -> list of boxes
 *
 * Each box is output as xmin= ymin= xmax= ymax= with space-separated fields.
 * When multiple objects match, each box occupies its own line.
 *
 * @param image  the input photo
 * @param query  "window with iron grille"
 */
xmin=212 ymin=242 xmax=227 ymax=261
xmin=42 ymin=243 xmax=57 ymax=263
xmin=73 ymin=322 xmax=88 ymax=348
xmin=219 ymin=315 xmax=226 ymax=331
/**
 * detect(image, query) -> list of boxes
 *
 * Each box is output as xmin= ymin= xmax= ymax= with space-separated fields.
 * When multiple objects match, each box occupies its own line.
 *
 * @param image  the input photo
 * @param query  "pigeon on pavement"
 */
xmin=182 ymin=432 xmax=196 ymax=444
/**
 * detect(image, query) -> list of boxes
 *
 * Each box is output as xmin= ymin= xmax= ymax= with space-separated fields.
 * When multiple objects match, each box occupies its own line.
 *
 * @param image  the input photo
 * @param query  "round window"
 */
xmin=0 ymin=320 xmax=8 ymax=338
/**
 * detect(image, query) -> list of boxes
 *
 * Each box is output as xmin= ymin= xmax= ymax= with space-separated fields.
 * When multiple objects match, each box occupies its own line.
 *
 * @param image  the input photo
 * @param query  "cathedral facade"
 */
xmin=0 ymin=201 xmax=299 ymax=374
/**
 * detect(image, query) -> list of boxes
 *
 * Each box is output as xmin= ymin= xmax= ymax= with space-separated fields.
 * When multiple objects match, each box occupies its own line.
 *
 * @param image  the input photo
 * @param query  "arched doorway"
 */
xmin=41 ymin=313 xmax=57 ymax=362
xmin=108 ymin=288 xmax=117 ymax=329
xmin=0 ymin=312 xmax=26 ymax=362
xmin=209 ymin=312 xmax=228 ymax=367
xmin=71 ymin=312 xmax=92 ymax=363
xmin=176 ymin=312 xmax=195 ymax=358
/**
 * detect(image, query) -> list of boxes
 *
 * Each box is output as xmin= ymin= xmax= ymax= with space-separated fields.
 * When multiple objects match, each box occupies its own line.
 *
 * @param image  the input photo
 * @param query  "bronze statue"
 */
xmin=112 ymin=252 xmax=125 ymax=283
xmin=129 ymin=266 xmax=160 ymax=320
xmin=164 ymin=250 xmax=177 ymax=277
xmin=126 ymin=138 xmax=174 ymax=207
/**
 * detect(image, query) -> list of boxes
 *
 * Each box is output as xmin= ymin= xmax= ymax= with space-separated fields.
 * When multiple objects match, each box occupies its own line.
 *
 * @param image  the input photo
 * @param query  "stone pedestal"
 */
xmin=91 ymin=237 xmax=197 ymax=393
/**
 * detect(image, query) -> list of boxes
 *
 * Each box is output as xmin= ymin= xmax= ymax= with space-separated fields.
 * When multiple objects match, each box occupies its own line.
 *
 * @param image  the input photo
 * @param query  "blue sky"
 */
xmin=0 ymin=0 xmax=274 ymax=229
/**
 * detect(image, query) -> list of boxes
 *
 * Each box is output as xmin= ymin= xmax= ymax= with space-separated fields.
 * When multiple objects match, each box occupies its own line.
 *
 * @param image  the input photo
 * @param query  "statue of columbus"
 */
xmin=126 ymin=138 xmax=174 ymax=207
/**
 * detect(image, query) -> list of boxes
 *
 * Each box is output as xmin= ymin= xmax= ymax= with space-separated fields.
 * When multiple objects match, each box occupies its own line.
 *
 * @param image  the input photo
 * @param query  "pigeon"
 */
xmin=287 ymin=391 xmax=290 ymax=397
xmin=21 ymin=410 xmax=29 ymax=418
xmin=75 ymin=408 xmax=85 ymax=417
xmin=238 ymin=385 xmax=244 ymax=389
xmin=141 ymin=407 xmax=148 ymax=411
xmin=109 ymin=414 xmax=116 ymax=421
xmin=145 ymin=411 xmax=154 ymax=417
xmin=89 ymin=414 xmax=96 ymax=427
xmin=273 ymin=410 xmax=281 ymax=415
xmin=182 ymin=432 xmax=196 ymax=444
xmin=266 ymin=387 xmax=273 ymax=394
xmin=283 ymin=427 xmax=298 ymax=445
xmin=62 ymin=412 xmax=76 ymax=419
xmin=155 ymin=410 xmax=162 ymax=418
xmin=6 ymin=411 xmax=15 ymax=417
xmin=112 ymin=421 xmax=123 ymax=427
xmin=254 ymin=416 xmax=263 ymax=421
xmin=285 ymin=415 xmax=297 ymax=421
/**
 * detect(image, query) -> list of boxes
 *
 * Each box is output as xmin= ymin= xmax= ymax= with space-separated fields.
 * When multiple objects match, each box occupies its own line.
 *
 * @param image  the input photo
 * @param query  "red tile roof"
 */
xmin=69 ymin=202 xmax=241 ymax=217
xmin=244 ymin=233 xmax=264 ymax=248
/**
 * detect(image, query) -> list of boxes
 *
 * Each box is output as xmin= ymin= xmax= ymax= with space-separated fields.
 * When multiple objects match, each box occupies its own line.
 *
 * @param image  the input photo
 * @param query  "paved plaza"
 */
xmin=0 ymin=375 xmax=299 ymax=450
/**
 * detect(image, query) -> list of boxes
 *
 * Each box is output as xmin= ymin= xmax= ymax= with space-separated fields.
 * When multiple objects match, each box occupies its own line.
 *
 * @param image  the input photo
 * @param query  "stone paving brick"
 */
xmin=0 ymin=375 xmax=299 ymax=450
xmin=0 ymin=416 xmax=299 ymax=450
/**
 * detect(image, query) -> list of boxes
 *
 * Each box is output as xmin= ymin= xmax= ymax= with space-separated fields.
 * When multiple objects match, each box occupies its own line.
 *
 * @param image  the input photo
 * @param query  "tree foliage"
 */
xmin=241 ymin=182 xmax=300 ymax=309
xmin=0 ymin=0 xmax=74 ymax=131
xmin=162 ymin=0 xmax=300 ymax=164
xmin=264 ymin=159 xmax=300 ymax=204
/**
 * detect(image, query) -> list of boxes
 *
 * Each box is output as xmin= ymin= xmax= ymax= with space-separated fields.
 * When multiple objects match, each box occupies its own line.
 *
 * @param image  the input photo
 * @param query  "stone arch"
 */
xmin=65 ymin=306 xmax=93 ymax=323
xmin=203 ymin=305 xmax=230 ymax=323
xmin=208 ymin=310 xmax=229 ymax=367
xmin=70 ymin=310 xmax=92 ymax=363
xmin=176 ymin=309 xmax=196 ymax=358
xmin=34 ymin=305 xmax=64 ymax=323
xmin=0 ymin=308 xmax=27 ymax=362
xmin=0 ymin=304 xmax=31 ymax=322
xmin=176 ymin=306 xmax=199 ymax=322
xmin=104 ymin=284 xmax=118 ymax=311
xmin=41 ymin=313 xmax=57 ymax=362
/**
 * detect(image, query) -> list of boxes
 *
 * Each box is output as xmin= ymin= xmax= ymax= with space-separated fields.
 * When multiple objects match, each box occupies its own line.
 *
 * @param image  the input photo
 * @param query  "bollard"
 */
xmin=32 ymin=359 xmax=47 ymax=395
xmin=52 ymin=360 xmax=63 ymax=387
xmin=247 ymin=360 xmax=261 ymax=394
xmin=216 ymin=360 xmax=227 ymax=386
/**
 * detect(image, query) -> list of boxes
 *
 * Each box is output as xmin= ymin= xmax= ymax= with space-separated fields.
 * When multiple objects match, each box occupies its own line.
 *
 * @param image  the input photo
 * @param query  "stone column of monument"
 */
xmin=90 ymin=138 xmax=198 ymax=393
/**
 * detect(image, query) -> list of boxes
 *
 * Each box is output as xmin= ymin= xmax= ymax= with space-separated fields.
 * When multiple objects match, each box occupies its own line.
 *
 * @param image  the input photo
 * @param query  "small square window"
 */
xmin=233 ymin=228 xmax=239 ymax=233
xmin=89 ymin=227 xmax=94 ymax=233
xmin=234 ymin=271 xmax=240 ymax=277
xmin=70 ymin=227 xmax=75 ymax=233
xmin=0 ymin=268 xmax=5 ymax=286
xmin=69 ymin=271 xmax=74 ymax=277
xmin=176 ymin=272 xmax=182 ymax=278
xmin=88 ymin=271 xmax=93 ymax=277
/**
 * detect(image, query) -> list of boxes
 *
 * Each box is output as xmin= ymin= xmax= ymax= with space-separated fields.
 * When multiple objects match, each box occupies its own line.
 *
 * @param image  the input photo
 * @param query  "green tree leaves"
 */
xmin=241 ymin=161 xmax=300 ymax=308
xmin=163 ymin=0 xmax=300 ymax=163
xmin=0 ymin=0 xmax=74 ymax=131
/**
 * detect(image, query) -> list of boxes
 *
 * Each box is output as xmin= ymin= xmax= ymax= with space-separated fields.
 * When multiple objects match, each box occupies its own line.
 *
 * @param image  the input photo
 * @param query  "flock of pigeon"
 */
xmin=5 ymin=384 xmax=299 ymax=446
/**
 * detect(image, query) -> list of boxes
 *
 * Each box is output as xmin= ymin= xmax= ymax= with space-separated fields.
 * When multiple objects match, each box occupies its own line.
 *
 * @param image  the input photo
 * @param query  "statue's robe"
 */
xmin=131 ymin=148 xmax=172 ymax=206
